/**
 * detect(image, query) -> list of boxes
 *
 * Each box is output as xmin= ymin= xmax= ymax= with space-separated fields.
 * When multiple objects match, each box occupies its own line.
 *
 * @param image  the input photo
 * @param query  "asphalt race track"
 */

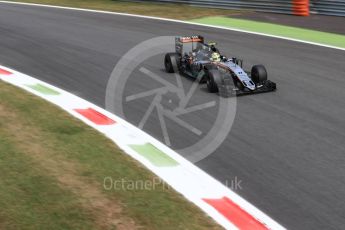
xmin=1 ymin=3 xmax=345 ymax=229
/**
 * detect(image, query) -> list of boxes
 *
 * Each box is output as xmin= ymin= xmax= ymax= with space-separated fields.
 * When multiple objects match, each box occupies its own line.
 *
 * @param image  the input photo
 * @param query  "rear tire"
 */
xmin=251 ymin=65 xmax=267 ymax=84
xmin=164 ymin=53 xmax=180 ymax=73
xmin=206 ymin=69 xmax=222 ymax=93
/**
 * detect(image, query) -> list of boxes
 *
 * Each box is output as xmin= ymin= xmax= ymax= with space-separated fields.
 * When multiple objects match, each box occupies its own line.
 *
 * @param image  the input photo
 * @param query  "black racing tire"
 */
xmin=251 ymin=65 xmax=267 ymax=84
xmin=206 ymin=69 xmax=222 ymax=93
xmin=164 ymin=53 xmax=180 ymax=73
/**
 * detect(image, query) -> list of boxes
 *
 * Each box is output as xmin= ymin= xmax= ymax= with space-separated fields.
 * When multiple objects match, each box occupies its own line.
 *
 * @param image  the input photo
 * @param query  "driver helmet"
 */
xmin=211 ymin=52 xmax=221 ymax=62
xmin=208 ymin=42 xmax=218 ymax=52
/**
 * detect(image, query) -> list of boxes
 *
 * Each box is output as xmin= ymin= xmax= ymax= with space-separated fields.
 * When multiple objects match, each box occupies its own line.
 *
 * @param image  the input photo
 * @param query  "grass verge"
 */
xmin=7 ymin=0 xmax=241 ymax=20
xmin=0 ymin=81 xmax=222 ymax=230
xmin=191 ymin=17 xmax=345 ymax=49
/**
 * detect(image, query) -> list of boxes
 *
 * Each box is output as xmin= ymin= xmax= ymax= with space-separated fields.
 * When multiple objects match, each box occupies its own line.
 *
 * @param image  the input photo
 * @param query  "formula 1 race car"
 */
xmin=164 ymin=35 xmax=276 ymax=97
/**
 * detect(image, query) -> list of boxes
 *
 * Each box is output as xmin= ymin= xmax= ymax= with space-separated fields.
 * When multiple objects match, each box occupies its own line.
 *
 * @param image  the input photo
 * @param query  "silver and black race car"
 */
xmin=164 ymin=35 xmax=276 ymax=97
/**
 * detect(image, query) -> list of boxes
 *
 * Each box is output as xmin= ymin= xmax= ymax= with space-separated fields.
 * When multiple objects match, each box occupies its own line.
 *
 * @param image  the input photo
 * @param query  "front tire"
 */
xmin=251 ymin=65 xmax=267 ymax=84
xmin=206 ymin=69 xmax=222 ymax=93
xmin=164 ymin=53 xmax=179 ymax=73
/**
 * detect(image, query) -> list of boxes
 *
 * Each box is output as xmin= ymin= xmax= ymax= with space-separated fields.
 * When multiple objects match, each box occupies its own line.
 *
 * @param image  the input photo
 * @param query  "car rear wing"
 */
xmin=175 ymin=35 xmax=204 ymax=55
xmin=176 ymin=35 xmax=204 ymax=43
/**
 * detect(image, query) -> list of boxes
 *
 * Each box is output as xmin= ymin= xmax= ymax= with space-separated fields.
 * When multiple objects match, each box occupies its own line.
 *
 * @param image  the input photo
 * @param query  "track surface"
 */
xmin=1 ymin=3 xmax=345 ymax=229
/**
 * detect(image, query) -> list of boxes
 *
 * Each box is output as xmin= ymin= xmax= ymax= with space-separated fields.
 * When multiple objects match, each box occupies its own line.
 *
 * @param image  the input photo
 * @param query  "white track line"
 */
xmin=0 ymin=2 xmax=300 ymax=229
xmin=0 ymin=0 xmax=344 ymax=51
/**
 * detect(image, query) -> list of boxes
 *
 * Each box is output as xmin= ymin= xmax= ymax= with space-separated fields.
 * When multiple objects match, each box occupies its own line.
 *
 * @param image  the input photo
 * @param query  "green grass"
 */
xmin=8 ymin=0 xmax=240 ymax=20
xmin=191 ymin=17 xmax=345 ymax=49
xmin=3 ymin=0 xmax=342 ymax=228
xmin=0 ymin=81 xmax=222 ymax=230
xmin=0 ymin=137 xmax=96 ymax=230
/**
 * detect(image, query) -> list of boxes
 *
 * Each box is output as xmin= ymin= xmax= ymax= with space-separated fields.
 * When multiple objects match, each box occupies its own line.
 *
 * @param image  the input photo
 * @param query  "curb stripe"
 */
xmin=0 ymin=67 xmax=285 ymax=230
xmin=26 ymin=83 xmax=60 ymax=95
xmin=129 ymin=143 xmax=179 ymax=167
xmin=74 ymin=108 xmax=116 ymax=125
xmin=203 ymin=197 xmax=269 ymax=230
xmin=1 ymin=62 xmax=285 ymax=229
xmin=0 ymin=68 xmax=12 ymax=75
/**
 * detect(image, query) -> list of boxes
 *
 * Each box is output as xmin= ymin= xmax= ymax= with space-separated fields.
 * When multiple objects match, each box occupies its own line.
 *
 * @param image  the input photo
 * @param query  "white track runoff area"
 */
xmin=0 ymin=2 xmax=296 ymax=229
